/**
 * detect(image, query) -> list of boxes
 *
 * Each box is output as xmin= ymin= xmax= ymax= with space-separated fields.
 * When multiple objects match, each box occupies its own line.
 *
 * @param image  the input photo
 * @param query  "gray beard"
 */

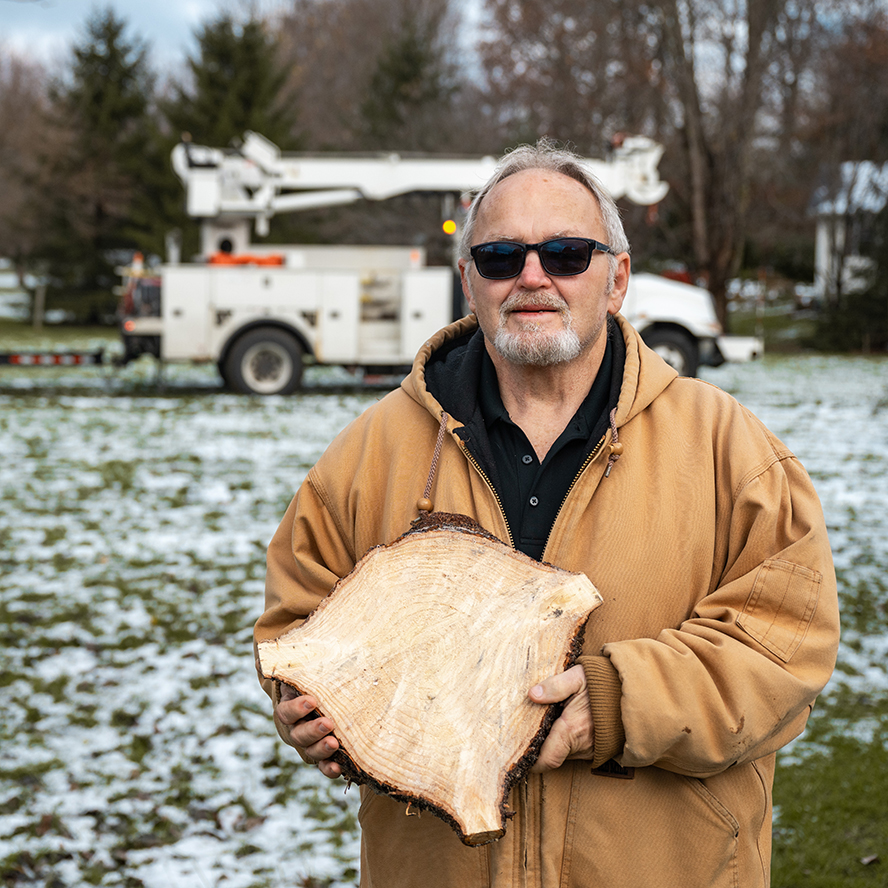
xmin=492 ymin=292 xmax=583 ymax=366
xmin=493 ymin=326 xmax=583 ymax=366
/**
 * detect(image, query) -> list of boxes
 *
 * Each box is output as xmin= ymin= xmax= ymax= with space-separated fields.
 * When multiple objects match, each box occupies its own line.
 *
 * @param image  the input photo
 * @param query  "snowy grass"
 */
xmin=0 ymin=365 xmax=377 ymax=887
xmin=1 ymin=350 xmax=887 ymax=886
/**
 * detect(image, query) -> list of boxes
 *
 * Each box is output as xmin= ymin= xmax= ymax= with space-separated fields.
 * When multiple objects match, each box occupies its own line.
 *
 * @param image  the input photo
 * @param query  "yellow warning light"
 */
xmin=442 ymin=219 xmax=457 ymax=235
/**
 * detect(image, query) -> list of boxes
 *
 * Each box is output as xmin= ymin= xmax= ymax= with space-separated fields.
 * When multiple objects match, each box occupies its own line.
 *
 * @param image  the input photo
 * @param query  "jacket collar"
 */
xmin=401 ymin=312 xmax=678 ymax=434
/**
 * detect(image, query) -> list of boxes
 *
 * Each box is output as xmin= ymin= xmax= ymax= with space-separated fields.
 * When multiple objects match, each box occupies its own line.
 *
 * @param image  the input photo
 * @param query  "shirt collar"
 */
xmin=478 ymin=338 xmax=614 ymax=440
xmin=479 ymin=350 xmax=511 ymax=426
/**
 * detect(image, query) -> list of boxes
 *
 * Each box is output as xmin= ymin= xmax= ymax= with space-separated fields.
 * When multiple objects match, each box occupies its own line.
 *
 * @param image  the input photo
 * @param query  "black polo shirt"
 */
xmin=478 ymin=338 xmax=614 ymax=561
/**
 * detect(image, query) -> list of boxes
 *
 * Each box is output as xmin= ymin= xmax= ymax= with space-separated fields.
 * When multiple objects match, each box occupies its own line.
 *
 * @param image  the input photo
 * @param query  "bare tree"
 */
xmin=475 ymin=0 xmax=883 ymax=329
xmin=479 ymin=0 xmax=663 ymax=153
xmin=0 ymin=50 xmax=71 ymax=319
xmin=650 ymin=0 xmax=792 ymax=325
xmin=269 ymin=0 xmax=486 ymax=259
xmin=799 ymin=5 xmax=888 ymax=305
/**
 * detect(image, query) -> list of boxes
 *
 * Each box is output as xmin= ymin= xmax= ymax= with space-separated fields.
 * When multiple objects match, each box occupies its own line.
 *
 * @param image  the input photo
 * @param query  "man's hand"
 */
xmin=528 ymin=664 xmax=594 ymax=772
xmin=276 ymin=684 xmax=342 ymax=779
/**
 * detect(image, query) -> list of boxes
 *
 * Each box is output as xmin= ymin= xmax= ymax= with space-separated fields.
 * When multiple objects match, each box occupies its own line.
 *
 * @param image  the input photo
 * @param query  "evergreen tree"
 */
xmin=359 ymin=10 xmax=457 ymax=151
xmin=164 ymin=14 xmax=295 ymax=149
xmin=44 ymin=6 xmax=157 ymax=322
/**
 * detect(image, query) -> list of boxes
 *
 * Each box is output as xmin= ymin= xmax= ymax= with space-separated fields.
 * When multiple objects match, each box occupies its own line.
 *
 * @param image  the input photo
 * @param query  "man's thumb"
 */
xmin=529 ymin=665 xmax=584 ymax=704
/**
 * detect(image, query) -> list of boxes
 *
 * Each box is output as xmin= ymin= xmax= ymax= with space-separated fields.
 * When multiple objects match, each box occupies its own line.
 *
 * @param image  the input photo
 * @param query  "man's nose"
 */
xmin=517 ymin=247 xmax=551 ymax=287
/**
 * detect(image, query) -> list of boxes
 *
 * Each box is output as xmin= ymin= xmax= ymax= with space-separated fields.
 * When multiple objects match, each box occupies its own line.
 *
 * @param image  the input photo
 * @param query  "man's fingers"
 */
xmin=529 ymin=665 xmax=594 ymax=772
xmin=276 ymin=693 xmax=338 ymax=752
xmin=318 ymin=758 xmax=342 ymax=779
xmin=303 ymin=731 xmax=340 ymax=762
xmin=292 ymin=715 xmax=336 ymax=747
xmin=531 ymin=719 xmax=573 ymax=772
xmin=272 ymin=690 xmax=341 ymax=779
xmin=529 ymin=664 xmax=586 ymax=704
xmin=277 ymin=693 xmax=319 ymax=725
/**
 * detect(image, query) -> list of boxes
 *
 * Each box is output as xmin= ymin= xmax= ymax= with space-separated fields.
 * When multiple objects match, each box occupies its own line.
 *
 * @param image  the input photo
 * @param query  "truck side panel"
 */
xmin=318 ymin=274 xmax=361 ymax=362
xmin=161 ymin=267 xmax=213 ymax=361
xmin=401 ymin=269 xmax=454 ymax=358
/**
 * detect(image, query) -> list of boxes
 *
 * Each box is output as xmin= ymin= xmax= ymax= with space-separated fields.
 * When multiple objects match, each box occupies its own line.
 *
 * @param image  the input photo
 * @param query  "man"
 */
xmin=255 ymin=140 xmax=839 ymax=887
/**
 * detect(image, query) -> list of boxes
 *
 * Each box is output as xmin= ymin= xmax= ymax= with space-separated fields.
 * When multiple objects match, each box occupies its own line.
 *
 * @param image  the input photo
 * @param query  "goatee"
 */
xmin=493 ymin=292 xmax=583 ymax=366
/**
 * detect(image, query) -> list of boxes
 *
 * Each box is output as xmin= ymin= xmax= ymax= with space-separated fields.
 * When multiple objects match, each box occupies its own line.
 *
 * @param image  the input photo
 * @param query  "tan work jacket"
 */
xmin=256 ymin=314 xmax=839 ymax=888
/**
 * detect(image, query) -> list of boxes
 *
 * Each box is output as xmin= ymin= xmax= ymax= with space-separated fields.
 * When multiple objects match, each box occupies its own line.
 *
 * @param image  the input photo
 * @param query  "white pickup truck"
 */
xmin=622 ymin=272 xmax=761 ymax=376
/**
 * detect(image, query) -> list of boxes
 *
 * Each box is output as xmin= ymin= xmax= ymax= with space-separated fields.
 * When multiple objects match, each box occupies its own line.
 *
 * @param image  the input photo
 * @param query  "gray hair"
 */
xmin=458 ymin=138 xmax=630 ymax=270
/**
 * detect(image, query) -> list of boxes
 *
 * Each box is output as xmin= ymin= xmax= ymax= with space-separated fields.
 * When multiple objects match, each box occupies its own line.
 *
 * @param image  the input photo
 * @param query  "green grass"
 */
xmin=0 ymin=371 xmax=371 ymax=887
xmin=1 ymin=333 xmax=885 ymax=886
xmin=728 ymin=300 xmax=818 ymax=351
xmin=773 ymin=734 xmax=888 ymax=886
xmin=0 ymin=318 xmax=117 ymax=349
xmin=772 ymin=652 xmax=888 ymax=888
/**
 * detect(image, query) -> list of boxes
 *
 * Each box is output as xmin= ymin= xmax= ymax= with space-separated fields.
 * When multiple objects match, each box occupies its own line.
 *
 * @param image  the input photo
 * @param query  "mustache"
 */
xmin=499 ymin=291 xmax=570 ymax=315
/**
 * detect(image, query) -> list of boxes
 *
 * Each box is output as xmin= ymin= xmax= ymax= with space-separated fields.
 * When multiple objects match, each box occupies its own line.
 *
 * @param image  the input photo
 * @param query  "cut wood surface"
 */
xmin=258 ymin=512 xmax=603 ymax=845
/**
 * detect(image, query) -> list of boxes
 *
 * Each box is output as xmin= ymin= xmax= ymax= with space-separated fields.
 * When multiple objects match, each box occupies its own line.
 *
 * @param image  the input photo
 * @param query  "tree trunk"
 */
xmin=659 ymin=0 xmax=786 ymax=334
xmin=32 ymin=283 xmax=46 ymax=330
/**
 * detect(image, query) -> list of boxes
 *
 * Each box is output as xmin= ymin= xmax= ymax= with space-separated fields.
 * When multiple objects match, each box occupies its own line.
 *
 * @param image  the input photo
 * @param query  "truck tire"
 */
xmin=224 ymin=328 xmax=304 ymax=394
xmin=642 ymin=328 xmax=699 ymax=377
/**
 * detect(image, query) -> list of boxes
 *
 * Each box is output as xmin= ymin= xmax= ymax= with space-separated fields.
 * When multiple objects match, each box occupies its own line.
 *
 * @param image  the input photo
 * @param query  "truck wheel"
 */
xmin=224 ymin=328 xmax=304 ymax=394
xmin=642 ymin=329 xmax=699 ymax=377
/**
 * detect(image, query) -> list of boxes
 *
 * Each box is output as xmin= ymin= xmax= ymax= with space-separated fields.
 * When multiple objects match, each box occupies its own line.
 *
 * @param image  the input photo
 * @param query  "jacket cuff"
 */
xmin=580 ymin=655 xmax=625 ymax=767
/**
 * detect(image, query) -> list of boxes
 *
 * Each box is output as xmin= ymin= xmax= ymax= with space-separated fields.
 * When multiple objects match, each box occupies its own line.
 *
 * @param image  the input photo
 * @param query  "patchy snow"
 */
xmin=1 ymin=352 xmax=886 ymax=885
xmin=1 ymin=368 xmax=372 ymax=886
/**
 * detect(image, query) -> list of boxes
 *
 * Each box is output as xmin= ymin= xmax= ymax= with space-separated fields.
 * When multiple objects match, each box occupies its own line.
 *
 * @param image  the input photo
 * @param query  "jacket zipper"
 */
xmin=540 ymin=433 xmax=608 ymax=561
xmin=460 ymin=444 xmax=516 ymax=550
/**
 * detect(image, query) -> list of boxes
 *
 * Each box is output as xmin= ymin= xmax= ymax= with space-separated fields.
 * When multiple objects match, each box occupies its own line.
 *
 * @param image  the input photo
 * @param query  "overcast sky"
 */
xmin=0 ymin=0 xmax=266 ymax=70
xmin=2 ymin=0 xmax=482 ymax=75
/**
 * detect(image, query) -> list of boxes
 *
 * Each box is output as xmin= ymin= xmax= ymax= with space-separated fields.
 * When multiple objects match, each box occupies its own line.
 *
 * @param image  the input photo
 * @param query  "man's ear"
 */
xmin=607 ymin=253 xmax=631 ymax=315
xmin=458 ymin=259 xmax=477 ymax=314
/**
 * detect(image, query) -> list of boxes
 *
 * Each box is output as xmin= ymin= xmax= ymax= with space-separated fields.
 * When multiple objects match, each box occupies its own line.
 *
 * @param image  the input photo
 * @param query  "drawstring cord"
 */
xmin=418 ymin=411 xmax=449 ymax=513
xmin=605 ymin=407 xmax=623 ymax=477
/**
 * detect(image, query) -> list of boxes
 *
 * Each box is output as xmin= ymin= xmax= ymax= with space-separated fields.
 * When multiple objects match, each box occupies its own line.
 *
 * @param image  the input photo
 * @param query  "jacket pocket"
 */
xmin=562 ymin=767 xmax=742 ymax=888
xmin=737 ymin=559 xmax=822 ymax=662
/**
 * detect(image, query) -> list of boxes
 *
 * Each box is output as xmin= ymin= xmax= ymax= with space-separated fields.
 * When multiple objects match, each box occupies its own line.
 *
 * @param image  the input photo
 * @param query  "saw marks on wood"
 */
xmin=258 ymin=512 xmax=603 ymax=845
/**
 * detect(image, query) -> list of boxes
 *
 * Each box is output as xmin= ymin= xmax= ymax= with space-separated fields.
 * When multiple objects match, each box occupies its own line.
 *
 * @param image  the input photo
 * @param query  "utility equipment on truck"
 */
xmin=118 ymin=132 xmax=759 ymax=393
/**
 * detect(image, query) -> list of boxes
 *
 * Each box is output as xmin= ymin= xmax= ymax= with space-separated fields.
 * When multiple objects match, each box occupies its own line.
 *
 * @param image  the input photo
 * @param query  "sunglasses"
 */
xmin=469 ymin=237 xmax=615 ymax=280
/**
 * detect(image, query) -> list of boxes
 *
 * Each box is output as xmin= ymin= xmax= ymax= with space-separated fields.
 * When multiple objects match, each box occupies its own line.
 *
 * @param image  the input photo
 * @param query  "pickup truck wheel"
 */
xmin=224 ymin=328 xmax=304 ymax=394
xmin=642 ymin=329 xmax=699 ymax=377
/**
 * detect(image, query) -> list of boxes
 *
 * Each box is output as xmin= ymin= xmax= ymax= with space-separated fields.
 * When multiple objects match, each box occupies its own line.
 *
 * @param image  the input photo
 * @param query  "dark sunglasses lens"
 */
xmin=539 ymin=239 xmax=593 ymax=275
xmin=474 ymin=243 xmax=525 ymax=279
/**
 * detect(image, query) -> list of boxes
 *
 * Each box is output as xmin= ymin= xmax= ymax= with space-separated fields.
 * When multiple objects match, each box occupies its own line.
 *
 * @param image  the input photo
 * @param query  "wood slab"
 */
xmin=258 ymin=512 xmax=603 ymax=845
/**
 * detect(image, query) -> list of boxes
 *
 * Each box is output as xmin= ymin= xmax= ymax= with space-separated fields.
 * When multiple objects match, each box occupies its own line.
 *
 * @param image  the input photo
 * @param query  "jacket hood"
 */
xmin=612 ymin=313 xmax=679 ymax=424
xmin=400 ymin=312 xmax=678 ymax=431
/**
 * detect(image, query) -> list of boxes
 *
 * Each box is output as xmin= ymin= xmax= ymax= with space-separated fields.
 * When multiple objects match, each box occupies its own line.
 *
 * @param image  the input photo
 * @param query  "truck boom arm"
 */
xmin=172 ymin=131 xmax=669 ymax=235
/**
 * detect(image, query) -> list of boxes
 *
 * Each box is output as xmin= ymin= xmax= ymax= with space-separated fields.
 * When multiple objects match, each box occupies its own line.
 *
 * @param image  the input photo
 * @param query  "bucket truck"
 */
xmin=117 ymin=132 xmax=759 ymax=393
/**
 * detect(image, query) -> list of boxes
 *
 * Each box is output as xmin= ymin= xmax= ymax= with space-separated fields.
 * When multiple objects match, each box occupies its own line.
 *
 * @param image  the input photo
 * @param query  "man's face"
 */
xmin=459 ymin=169 xmax=630 ymax=367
